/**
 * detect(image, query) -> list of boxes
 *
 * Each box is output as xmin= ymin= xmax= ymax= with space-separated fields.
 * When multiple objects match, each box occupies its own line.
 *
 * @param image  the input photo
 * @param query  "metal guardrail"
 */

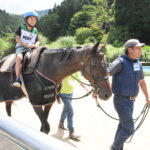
xmin=0 ymin=113 xmax=79 ymax=150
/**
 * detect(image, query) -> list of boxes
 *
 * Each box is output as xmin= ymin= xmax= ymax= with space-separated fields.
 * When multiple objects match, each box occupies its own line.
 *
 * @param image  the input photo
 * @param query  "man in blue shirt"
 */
xmin=107 ymin=39 xmax=150 ymax=150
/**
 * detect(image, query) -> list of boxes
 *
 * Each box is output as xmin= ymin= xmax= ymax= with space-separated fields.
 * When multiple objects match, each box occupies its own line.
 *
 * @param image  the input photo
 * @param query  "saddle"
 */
xmin=0 ymin=46 xmax=46 ymax=74
xmin=0 ymin=47 xmax=60 ymax=105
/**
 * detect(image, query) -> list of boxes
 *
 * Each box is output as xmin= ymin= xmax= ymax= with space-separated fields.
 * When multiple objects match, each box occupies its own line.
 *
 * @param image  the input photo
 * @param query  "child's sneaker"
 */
xmin=13 ymin=77 xmax=21 ymax=88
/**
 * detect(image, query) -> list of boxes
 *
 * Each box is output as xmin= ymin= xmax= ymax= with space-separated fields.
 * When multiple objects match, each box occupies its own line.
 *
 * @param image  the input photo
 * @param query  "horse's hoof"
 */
xmin=40 ymin=122 xmax=50 ymax=134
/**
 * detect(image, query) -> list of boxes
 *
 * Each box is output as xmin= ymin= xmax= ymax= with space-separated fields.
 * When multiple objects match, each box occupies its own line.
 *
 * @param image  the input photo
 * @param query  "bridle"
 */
xmin=81 ymin=51 xmax=108 ymax=93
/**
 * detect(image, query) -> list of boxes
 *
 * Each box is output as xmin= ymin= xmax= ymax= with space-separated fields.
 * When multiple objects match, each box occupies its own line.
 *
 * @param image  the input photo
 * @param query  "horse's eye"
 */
xmin=93 ymin=65 xmax=97 ymax=68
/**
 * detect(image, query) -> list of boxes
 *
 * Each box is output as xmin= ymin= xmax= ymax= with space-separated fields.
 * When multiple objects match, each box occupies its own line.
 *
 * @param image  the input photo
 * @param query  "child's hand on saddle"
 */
xmin=28 ymin=44 xmax=37 ymax=49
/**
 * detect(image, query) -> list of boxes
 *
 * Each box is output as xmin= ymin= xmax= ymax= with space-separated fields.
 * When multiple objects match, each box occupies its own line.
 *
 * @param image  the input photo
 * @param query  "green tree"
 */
xmin=38 ymin=14 xmax=60 ymax=40
xmin=38 ymin=0 xmax=93 ymax=41
xmin=69 ymin=5 xmax=95 ymax=35
xmin=75 ymin=27 xmax=93 ymax=44
xmin=110 ymin=0 xmax=150 ymax=45
xmin=69 ymin=0 xmax=113 ymax=43
xmin=0 ymin=10 xmax=23 ymax=36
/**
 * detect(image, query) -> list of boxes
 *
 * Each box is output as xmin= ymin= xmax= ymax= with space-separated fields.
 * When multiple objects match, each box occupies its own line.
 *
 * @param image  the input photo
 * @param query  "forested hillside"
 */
xmin=38 ymin=0 xmax=94 ymax=40
xmin=38 ymin=0 xmax=150 ymax=45
xmin=36 ymin=9 xmax=49 ymax=18
xmin=108 ymin=0 xmax=150 ymax=45
xmin=0 ymin=0 xmax=150 ymax=45
xmin=0 ymin=10 xmax=23 ymax=35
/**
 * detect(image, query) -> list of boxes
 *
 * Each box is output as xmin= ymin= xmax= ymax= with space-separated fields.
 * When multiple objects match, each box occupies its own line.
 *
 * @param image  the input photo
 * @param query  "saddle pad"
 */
xmin=23 ymin=72 xmax=57 ymax=106
xmin=0 ymin=54 xmax=16 ymax=72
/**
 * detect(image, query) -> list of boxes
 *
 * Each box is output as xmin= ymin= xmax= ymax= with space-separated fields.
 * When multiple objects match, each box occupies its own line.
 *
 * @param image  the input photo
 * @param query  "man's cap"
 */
xmin=124 ymin=39 xmax=145 ymax=49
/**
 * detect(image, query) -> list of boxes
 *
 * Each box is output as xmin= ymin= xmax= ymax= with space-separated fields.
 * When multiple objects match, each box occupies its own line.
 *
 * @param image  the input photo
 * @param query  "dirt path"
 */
xmin=0 ymin=77 xmax=150 ymax=150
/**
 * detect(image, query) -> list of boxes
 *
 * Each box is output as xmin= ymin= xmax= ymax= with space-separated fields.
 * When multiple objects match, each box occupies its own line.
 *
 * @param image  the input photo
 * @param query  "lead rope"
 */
xmin=95 ymin=98 xmax=119 ymax=121
xmin=126 ymin=103 xmax=150 ymax=143
xmin=95 ymin=98 xmax=150 ymax=143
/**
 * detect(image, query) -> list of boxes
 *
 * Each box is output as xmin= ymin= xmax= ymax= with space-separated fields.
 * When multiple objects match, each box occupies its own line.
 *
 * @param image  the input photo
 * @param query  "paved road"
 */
xmin=0 ymin=133 xmax=21 ymax=150
xmin=0 ymin=77 xmax=150 ymax=150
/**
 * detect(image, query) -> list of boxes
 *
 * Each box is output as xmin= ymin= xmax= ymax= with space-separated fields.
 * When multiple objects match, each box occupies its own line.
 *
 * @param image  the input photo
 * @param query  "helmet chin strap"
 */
xmin=26 ymin=22 xmax=34 ymax=28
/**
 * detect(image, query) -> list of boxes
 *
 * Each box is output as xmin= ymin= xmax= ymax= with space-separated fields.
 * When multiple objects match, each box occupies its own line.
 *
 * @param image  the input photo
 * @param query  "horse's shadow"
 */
xmin=51 ymin=128 xmax=80 ymax=148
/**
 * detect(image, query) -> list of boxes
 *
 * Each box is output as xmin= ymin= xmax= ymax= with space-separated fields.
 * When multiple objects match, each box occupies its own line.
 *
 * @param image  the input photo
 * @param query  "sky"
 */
xmin=0 ymin=0 xmax=64 ymax=14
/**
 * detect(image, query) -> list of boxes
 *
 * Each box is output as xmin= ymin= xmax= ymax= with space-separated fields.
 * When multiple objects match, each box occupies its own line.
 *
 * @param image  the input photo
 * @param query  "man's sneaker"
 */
xmin=13 ymin=78 xmax=21 ymax=88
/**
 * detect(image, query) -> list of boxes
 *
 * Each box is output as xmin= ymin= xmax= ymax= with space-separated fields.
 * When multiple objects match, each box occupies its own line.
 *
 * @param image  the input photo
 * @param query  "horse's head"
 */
xmin=81 ymin=42 xmax=112 ymax=100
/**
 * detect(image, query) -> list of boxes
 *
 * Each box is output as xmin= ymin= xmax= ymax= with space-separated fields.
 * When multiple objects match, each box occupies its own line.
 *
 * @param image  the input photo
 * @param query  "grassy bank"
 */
xmin=0 ymin=35 xmax=150 ymax=63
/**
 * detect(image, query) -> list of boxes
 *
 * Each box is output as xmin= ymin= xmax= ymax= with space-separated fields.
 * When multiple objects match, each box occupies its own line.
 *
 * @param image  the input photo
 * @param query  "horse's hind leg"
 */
xmin=5 ymin=101 xmax=13 ymax=116
xmin=33 ymin=106 xmax=50 ymax=134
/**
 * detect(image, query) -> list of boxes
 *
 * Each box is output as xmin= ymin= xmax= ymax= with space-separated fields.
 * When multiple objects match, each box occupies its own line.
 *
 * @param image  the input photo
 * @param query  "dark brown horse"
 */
xmin=0 ymin=42 xmax=112 ymax=133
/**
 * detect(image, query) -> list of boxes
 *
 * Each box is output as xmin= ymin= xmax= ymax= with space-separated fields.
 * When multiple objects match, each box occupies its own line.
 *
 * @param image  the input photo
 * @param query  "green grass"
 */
xmin=0 ymin=38 xmax=13 ymax=58
xmin=0 ymin=38 xmax=10 ymax=50
xmin=105 ymin=44 xmax=150 ymax=62
xmin=0 ymin=33 xmax=150 ymax=63
xmin=48 ymin=36 xmax=76 ymax=49
xmin=105 ymin=44 xmax=124 ymax=62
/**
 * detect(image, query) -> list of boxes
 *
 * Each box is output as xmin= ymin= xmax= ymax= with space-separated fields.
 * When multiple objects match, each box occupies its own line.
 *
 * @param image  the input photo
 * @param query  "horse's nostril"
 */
xmin=105 ymin=94 xmax=108 ymax=99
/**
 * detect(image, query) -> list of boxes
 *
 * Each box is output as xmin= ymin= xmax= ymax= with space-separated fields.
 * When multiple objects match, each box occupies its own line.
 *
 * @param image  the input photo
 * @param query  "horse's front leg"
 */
xmin=5 ymin=101 xmax=13 ymax=116
xmin=40 ymin=103 xmax=53 ymax=131
xmin=44 ymin=103 xmax=53 ymax=120
xmin=33 ymin=106 xmax=50 ymax=134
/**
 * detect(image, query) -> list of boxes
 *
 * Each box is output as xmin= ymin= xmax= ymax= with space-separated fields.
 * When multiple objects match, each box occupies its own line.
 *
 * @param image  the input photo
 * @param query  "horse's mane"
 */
xmin=44 ymin=46 xmax=82 ymax=62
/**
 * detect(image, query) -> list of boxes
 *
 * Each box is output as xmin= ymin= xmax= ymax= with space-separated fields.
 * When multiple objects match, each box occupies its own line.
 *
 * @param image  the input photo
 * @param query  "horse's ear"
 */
xmin=100 ymin=44 xmax=106 ymax=52
xmin=92 ymin=42 xmax=100 ymax=54
xmin=97 ymin=44 xmax=106 ymax=58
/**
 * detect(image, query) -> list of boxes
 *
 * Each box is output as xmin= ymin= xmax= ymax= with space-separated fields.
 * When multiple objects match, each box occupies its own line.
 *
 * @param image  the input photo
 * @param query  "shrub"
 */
xmin=0 ymin=38 xmax=9 ymax=50
xmin=105 ymin=45 xmax=150 ymax=63
xmin=90 ymin=24 xmax=103 ymax=42
xmin=75 ymin=27 xmax=92 ymax=44
xmin=39 ymin=33 xmax=48 ymax=46
xmin=107 ymin=25 xmax=130 ymax=47
xmin=105 ymin=44 xmax=124 ymax=62
xmin=141 ymin=46 xmax=150 ymax=62
xmin=0 ymin=33 xmax=16 ymax=58
xmin=56 ymin=36 xmax=75 ymax=47
xmin=48 ymin=36 xmax=76 ymax=49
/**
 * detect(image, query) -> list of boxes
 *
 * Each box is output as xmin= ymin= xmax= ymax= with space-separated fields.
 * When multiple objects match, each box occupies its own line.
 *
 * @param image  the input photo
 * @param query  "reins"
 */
xmin=71 ymin=75 xmax=92 ymax=86
xmin=34 ymin=67 xmax=149 ymax=143
xmin=33 ymin=69 xmax=95 ymax=100
xmin=59 ymin=89 xmax=94 ymax=100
